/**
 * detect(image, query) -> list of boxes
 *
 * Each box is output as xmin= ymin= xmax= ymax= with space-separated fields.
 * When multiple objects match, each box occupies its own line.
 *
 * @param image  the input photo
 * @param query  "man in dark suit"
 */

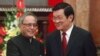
xmin=7 ymin=12 xmax=44 ymax=56
xmin=46 ymin=2 xmax=97 ymax=56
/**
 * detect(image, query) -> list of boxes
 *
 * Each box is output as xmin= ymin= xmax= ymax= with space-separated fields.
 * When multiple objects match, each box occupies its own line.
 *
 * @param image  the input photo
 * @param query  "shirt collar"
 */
xmin=66 ymin=24 xmax=73 ymax=38
xmin=60 ymin=24 xmax=74 ymax=38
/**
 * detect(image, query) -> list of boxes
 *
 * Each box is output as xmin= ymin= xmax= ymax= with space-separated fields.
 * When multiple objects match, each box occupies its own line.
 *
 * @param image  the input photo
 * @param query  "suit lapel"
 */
xmin=53 ymin=27 xmax=79 ymax=56
xmin=54 ymin=30 xmax=62 ymax=56
xmin=66 ymin=26 xmax=78 ymax=55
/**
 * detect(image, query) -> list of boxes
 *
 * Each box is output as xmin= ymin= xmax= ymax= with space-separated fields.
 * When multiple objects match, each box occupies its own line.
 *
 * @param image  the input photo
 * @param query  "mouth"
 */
xmin=55 ymin=23 xmax=61 ymax=27
xmin=27 ymin=30 xmax=34 ymax=34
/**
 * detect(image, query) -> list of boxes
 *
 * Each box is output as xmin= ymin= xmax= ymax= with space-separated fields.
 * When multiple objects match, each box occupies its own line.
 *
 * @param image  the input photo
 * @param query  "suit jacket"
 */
xmin=46 ymin=26 xmax=97 ymax=56
xmin=7 ymin=34 xmax=44 ymax=56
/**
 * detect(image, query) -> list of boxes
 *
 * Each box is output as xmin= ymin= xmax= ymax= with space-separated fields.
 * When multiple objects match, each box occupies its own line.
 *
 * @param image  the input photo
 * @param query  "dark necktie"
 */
xmin=62 ymin=32 xmax=67 ymax=56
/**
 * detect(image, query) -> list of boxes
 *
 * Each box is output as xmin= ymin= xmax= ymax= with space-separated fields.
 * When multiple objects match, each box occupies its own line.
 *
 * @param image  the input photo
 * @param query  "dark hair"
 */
xmin=53 ymin=2 xmax=74 ymax=21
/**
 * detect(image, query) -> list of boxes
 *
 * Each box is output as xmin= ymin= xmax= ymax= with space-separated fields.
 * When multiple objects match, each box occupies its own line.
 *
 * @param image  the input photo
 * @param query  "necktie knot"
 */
xmin=62 ymin=32 xmax=66 ymax=36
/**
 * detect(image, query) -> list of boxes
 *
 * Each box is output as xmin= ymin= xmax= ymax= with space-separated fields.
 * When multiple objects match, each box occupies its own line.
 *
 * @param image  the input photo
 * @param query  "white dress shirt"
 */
xmin=60 ymin=24 xmax=74 ymax=43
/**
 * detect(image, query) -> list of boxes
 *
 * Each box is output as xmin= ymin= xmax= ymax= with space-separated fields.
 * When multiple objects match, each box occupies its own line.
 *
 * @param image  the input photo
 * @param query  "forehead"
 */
xmin=23 ymin=15 xmax=37 ymax=23
xmin=53 ymin=9 xmax=64 ymax=17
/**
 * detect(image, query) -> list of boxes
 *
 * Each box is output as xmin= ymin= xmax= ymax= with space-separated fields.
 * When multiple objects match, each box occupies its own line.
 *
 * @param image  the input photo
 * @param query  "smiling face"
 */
xmin=19 ymin=15 xmax=38 ymax=38
xmin=53 ymin=9 xmax=73 ymax=32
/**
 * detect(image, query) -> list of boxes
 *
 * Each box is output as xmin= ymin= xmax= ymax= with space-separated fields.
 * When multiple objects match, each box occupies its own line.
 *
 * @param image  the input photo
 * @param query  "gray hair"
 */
xmin=18 ymin=12 xmax=37 ymax=26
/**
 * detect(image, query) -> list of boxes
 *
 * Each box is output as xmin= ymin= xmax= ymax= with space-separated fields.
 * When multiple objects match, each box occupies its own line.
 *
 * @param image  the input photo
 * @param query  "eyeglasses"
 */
xmin=53 ymin=16 xmax=65 ymax=21
xmin=22 ymin=23 xmax=38 ymax=27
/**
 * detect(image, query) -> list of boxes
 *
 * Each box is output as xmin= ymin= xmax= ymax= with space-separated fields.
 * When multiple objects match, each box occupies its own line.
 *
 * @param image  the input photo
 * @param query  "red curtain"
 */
xmin=48 ymin=0 xmax=63 ymax=33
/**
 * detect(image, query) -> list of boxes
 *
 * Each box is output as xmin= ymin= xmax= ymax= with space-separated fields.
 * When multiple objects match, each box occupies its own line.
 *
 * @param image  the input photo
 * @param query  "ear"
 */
xmin=68 ymin=15 xmax=73 ymax=22
xmin=34 ymin=27 xmax=39 ymax=36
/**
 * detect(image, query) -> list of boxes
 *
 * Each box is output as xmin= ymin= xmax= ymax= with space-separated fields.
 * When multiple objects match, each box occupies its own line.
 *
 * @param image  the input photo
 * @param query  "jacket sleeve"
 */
xmin=6 ymin=39 xmax=21 ymax=56
xmin=84 ymin=33 xmax=97 ymax=56
xmin=45 ymin=36 xmax=52 ymax=56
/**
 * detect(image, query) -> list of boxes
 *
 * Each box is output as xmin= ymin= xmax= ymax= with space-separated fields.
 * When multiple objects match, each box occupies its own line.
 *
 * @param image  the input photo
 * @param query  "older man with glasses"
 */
xmin=6 ymin=12 xmax=44 ymax=56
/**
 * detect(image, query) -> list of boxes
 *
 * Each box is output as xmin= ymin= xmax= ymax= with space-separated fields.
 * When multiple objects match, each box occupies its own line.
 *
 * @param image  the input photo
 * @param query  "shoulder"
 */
xmin=73 ymin=26 xmax=90 ymax=35
xmin=73 ymin=26 xmax=93 ymax=40
xmin=7 ymin=35 xmax=22 ymax=44
xmin=47 ymin=30 xmax=59 ymax=37
xmin=46 ymin=30 xmax=60 ymax=41
xmin=71 ymin=26 xmax=94 ymax=43
xmin=72 ymin=26 xmax=92 ymax=40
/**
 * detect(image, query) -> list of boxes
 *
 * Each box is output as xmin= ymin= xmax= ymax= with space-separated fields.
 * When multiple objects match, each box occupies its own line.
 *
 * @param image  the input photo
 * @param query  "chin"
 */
xmin=56 ymin=27 xmax=62 ymax=30
xmin=29 ymin=34 xmax=34 ymax=37
xmin=27 ymin=34 xmax=33 ymax=37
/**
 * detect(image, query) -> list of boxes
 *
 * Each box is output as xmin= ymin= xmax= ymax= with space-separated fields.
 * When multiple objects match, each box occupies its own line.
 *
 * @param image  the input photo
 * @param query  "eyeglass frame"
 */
xmin=22 ymin=23 xmax=38 ymax=27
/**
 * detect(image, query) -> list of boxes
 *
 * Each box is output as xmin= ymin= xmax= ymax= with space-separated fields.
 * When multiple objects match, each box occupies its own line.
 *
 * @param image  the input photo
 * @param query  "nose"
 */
xmin=29 ymin=24 xmax=37 ymax=29
xmin=30 ymin=26 xmax=34 ymax=29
